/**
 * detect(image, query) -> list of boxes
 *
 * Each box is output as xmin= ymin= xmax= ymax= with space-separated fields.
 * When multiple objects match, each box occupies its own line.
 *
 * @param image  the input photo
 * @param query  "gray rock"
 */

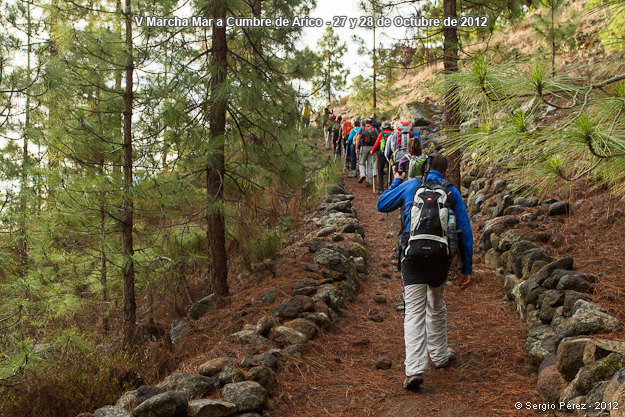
xmin=328 ymin=184 xmax=348 ymax=195
xmin=188 ymin=294 xmax=220 ymax=320
xmin=239 ymin=357 xmax=261 ymax=369
xmin=557 ymin=273 xmax=596 ymax=294
xmin=220 ymin=381 xmax=267 ymax=412
xmin=187 ymin=399 xmax=237 ymax=417
xmin=283 ymin=318 xmax=317 ymax=339
xmin=289 ymin=295 xmax=314 ymax=314
xmin=135 ymin=386 xmax=167 ymax=408
xmin=549 ymin=201 xmax=571 ymax=216
xmin=299 ymin=311 xmax=331 ymax=329
xmin=161 ymin=374 xmax=215 ymax=399
xmin=293 ymin=286 xmax=316 ymax=296
xmin=373 ymin=294 xmax=387 ymax=303
xmin=94 ymin=406 xmax=131 ymax=417
xmin=509 ymin=241 xmax=537 ymax=278
xmin=525 ymin=325 xmax=557 ymax=365
xmin=498 ymin=229 xmax=521 ymax=252
xmin=534 ymin=258 xmax=575 ymax=286
xmin=271 ymin=326 xmax=308 ymax=347
xmin=311 ymin=285 xmax=345 ymax=312
xmin=256 ymin=317 xmax=274 ymax=337
xmin=480 ymin=216 xmax=520 ymax=251
xmin=116 ymin=390 xmax=138 ymax=410
xmin=557 ymin=337 xmax=594 ymax=380
xmin=519 ymin=274 xmax=546 ymax=306
xmin=170 ymin=318 xmax=188 ymax=346
xmin=492 ymin=178 xmax=506 ymax=194
xmin=603 ymin=367 xmax=625 ymax=405
xmin=354 ymin=257 xmax=366 ymax=273
xmin=564 ymin=303 xmax=621 ymax=335
xmin=198 ymin=358 xmax=236 ymax=377
xmin=294 ymin=278 xmax=316 ymax=291
xmin=325 ymin=200 xmax=353 ymax=214
xmin=504 ymin=274 xmax=522 ymax=301
xmin=370 ymin=313 xmax=384 ymax=322
xmin=503 ymin=205 xmax=526 ymax=216
xmin=543 ymin=269 xmax=577 ymax=290
xmin=562 ymin=292 xmax=592 ymax=317
xmin=484 ymin=248 xmax=500 ymax=269
xmin=316 ymin=226 xmax=335 ymax=237
xmin=520 ymin=248 xmax=553 ymax=280
xmin=539 ymin=290 xmax=565 ymax=324
xmin=272 ymin=301 xmax=299 ymax=320
xmin=254 ymin=353 xmax=279 ymax=369
xmin=245 ymin=366 xmax=277 ymax=392
xmin=313 ymin=248 xmax=351 ymax=273
xmin=303 ymin=264 xmax=317 ymax=272
xmin=228 ymin=330 xmax=273 ymax=349
xmin=285 ymin=344 xmax=304 ymax=358
xmin=260 ymin=291 xmax=275 ymax=304
xmin=218 ymin=366 xmax=245 ymax=386
xmin=564 ymin=354 xmax=624 ymax=401
xmin=131 ymin=392 xmax=188 ymax=417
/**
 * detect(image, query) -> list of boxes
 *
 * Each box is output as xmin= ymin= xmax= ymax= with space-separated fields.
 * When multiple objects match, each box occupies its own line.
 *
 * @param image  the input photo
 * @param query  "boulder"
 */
xmin=571 ymin=354 xmax=623 ymax=396
xmin=327 ymin=184 xmax=348 ymax=195
xmin=539 ymin=290 xmax=565 ymax=324
xmin=220 ymin=381 xmax=267 ymax=413
xmin=492 ymin=178 xmax=506 ymax=194
xmin=509 ymin=241 xmax=537 ymax=278
xmin=133 ymin=386 xmax=167 ymax=408
xmin=198 ymin=358 xmax=236 ymax=377
xmin=534 ymin=258 xmax=575 ymax=286
xmin=94 ymin=406 xmax=131 ymax=417
xmin=311 ymin=285 xmax=345 ymax=312
xmin=503 ymin=205 xmax=526 ymax=216
xmin=187 ymin=399 xmax=237 ymax=417
xmin=289 ymin=295 xmax=315 ymax=314
xmin=313 ymin=248 xmax=351 ymax=273
xmin=270 ymin=326 xmax=308 ymax=347
xmin=260 ymin=291 xmax=275 ymax=303
xmin=504 ymin=274 xmax=522 ymax=301
xmin=375 ymin=355 xmax=393 ymax=370
xmin=272 ymin=301 xmax=299 ymax=320
xmin=562 ymin=292 xmax=592 ymax=317
xmin=498 ymin=229 xmax=521 ymax=252
xmin=188 ymin=294 xmax=220 ymax=320
xmin=254 ymin=352 xmax=279 ymax=369
xmin=520 ymin=249 xmax=553 ymax=279
xmin=556 ymin=273 xmax=596 ymax=294
xmin=256 ymin=317 xmax=274 ymax=337
xmin=525 ymin=325 xmax=557 ymax=365
xmin=228 ymin=330 xmax=274 ymax=349
xmin=537 ymin=365 xmax=567 ymax=404
xmin=160 ymin=374 xmax=215 ymax=399
xmin=316 ymin=226 xmax=335 ymax=237
xmin=563 ymin=301 xmax=621 ymax=335
xmin=245 ymin=366 xmax=277 ymax=392
xmin=283 ymin=318 xmax=317 ymax=339
xmin=480 ymin=216 xmax=520 ymax=251
xmin=484 ymin=249 xmax=500 ymax=269
xmin=397 ymin=102 xmax=432 ymax=126
xmin=217 ymin=366 xmax=245 ymax=386
xmin=603 ymin=368 xmax=625 ymax=408
xmin=298 ymin=312 xmax=332 ymax=329
xmin=549 ymin=201 xmax=571 ymax=216
xmin=170 ymin=318 xmax=188 ymax=346
xmin=519 ymin=274 xmax=546 ymax=306
xmin=354 ymin=257 xmax=366 ymax=273
xmin=131 ymin=392 xmax=188 ymax=417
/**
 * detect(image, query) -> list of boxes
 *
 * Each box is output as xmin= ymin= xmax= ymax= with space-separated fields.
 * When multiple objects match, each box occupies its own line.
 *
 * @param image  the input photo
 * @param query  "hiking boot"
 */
xmin=358 ymin=176 xmax=366 ymax=183
xmin=403 ymin=374 xmax=424 ymax=391
xmin=435 ymin=350 xmax=457 ymax=369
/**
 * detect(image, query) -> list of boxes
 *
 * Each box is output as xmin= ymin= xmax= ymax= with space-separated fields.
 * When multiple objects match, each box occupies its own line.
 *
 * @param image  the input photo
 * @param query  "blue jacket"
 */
xmin=376 ymin=170 xmax=473 ymax=275
xmin=347 ymin=127 xmax=361 ymax=145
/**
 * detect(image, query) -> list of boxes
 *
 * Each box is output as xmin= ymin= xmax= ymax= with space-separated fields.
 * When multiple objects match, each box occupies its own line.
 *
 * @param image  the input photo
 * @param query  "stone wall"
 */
xmin=465 ymin=159 xmax=625 ymax=417
xmin=78 ymin=183 xmax=368 ymax=417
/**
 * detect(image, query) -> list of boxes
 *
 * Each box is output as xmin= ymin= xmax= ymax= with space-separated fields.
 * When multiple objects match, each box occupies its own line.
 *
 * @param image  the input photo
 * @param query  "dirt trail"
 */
xmin=272 ymin=167 xmax=544 ymax=416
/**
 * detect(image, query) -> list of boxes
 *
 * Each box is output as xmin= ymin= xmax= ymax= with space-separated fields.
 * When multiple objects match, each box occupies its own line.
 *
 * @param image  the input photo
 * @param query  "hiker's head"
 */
xmin=354 ymin=120 xmax=361 ymax=127
xmin=408 ymin=137 xmax=422 ymax=156
xmin=364 ymin=118 xmax=372 ymax=125
xmin=329 ymin=115 xmax=336 ymax=121
xmin=429 ymin=153 xmax=448 ymax=175
xmin=324 ymin=107 xmax=329 ymax=114
xmin=382 ymin=122 xmax=392 ymax=130
xmin=337 ymin=115 xmax=342 ymax=122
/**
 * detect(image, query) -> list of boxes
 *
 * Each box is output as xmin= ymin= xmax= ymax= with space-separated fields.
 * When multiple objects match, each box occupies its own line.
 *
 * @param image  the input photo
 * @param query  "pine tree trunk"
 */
xmin=19 ymin=0 xmax=32 ymax=273
xmin=373 ymin=20 xmax=377 ymax=115
xmin=551 ymin=4 xmax=556 ymax=77
xmin=443 ymin=0 xmax=461 ymax=190
xmin=206 ymin=1 xmax=229 ymax=297
xmin=122 ymin=0 xmax=136 ymax=345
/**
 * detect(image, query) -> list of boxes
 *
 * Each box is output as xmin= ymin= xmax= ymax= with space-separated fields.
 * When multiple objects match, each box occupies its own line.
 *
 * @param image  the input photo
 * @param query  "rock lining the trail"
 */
xmin=79 ymin=183 xmax=368 ymax=417
xmin=468 ymin=157 xmax=625 ymax=416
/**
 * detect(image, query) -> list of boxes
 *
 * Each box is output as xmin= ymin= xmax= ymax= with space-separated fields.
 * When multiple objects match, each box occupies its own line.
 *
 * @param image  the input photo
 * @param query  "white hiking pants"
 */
xmin=403 ymin=283 xmax=452 ymax=376
xmin=325 ymin=130 xmax=332 ymax=149
xmin=358 ymin=145 xmax=375 ymax=183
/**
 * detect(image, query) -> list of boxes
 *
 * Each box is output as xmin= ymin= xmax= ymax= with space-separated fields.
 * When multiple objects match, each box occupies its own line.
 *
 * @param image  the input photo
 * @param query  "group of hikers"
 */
xmin=319 ymin=106 xmax=475 ymax=392
xmin=321 ymin=107 xmax=425 ymax=196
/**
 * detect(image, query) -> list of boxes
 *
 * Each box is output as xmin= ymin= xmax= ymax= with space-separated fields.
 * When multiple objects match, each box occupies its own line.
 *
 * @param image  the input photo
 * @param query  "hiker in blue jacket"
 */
xmin=377 ymin=153 xmax=473 ymax=391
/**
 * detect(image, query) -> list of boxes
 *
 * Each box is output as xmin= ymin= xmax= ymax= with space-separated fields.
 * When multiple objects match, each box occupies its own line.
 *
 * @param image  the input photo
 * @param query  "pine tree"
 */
xmin=312 ymin=27 xmax=348 ymax=105
xmin=533 ymin=0 xmax=577 ymax=77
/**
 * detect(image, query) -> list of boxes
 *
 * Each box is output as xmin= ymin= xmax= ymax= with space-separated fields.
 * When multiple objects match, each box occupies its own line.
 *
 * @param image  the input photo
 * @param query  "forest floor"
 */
xmin=269 ymin=156 xmax=543 ymax=417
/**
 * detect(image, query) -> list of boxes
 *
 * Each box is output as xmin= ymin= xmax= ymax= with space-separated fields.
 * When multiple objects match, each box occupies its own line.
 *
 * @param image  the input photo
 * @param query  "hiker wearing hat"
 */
xmin=332 ymin=115 xmax=343 ymax=156
xmin=371 ymin=121 xmax=393 ymax=194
